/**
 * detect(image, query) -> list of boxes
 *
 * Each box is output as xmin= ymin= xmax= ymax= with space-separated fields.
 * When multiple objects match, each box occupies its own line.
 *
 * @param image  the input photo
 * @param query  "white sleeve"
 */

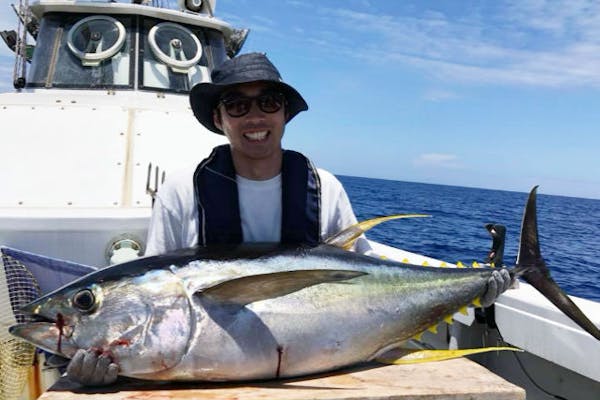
xmin=144 ymin=166 xmax=199 ymax=256
xmin=144 ymin=195 xmax=181 ymax=256
xmin=318 ymin=169 xmax=373 ymax=254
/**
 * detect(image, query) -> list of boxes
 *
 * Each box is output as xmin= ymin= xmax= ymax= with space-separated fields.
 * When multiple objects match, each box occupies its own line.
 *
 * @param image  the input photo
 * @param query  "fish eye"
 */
xmin=72 ymin=289 xmax=96 ymax=312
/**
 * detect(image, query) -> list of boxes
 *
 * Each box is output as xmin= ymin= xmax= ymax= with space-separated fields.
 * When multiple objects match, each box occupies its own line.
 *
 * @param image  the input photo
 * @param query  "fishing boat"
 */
xmin=0 ymin=1 xmax=598 ymax=399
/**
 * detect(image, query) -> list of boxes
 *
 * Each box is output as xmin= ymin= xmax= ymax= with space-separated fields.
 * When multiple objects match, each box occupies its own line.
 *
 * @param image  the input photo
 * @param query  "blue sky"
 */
xmin=1 ymin=0 xmax=600 ymax=199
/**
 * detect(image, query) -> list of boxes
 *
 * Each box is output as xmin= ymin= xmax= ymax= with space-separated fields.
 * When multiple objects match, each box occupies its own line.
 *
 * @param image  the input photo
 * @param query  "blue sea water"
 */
xmin=338 ymin=175 xmax=600 ymax=302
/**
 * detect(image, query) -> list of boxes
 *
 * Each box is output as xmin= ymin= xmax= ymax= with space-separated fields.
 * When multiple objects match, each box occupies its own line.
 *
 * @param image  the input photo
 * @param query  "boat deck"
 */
xmin=39 ymin=357 xmax=525 ymax=400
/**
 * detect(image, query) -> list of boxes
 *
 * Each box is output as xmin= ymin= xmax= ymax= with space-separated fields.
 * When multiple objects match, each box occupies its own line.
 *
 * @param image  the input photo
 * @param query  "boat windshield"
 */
xmin=27 ymin=12 xmax=227 ymax=93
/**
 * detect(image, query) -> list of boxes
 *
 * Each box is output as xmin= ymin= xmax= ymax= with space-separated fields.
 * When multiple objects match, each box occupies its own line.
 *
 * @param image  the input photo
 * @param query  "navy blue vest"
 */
xmin=193 ymin=145 xmax=321 ymax=246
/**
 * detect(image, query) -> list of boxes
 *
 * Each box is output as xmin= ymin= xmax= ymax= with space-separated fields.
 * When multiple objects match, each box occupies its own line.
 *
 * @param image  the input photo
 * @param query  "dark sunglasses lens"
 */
xmin=223 ymin=98 xmax=251 ymax=117
xmin=221 ymin=92 xmax=285 ymax=117
xmin=257 ymin=93 xmax=284 ymax=113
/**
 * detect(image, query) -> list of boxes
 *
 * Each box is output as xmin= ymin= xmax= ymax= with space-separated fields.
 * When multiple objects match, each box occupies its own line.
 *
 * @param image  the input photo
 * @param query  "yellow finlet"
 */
xmin=376 ymin=347 xmax=523 ymax=365
xmin=456 ymin=261 xmax=465 ymax=268
xmin=440 ymin=262 xmax=448 ymax=268
xmin=471 ymin=297 xmax=482 ymax=307
xmin=412 ymin=332 xmax=424 ymax=341
xmin=379 ymin=255 xmax=388 ymax=260
xmin=458 ymin=306 xmax=468 ymax=316
xmin=443 ymin=315 xmax=453 ymax=324
xmin=402 ymin=258 xmax=410 ymax=264
xmin=325 ymin=214 xmax=430 ymax=250
xmin=427 ymin=325 xmax=438 ymax=334
xmin=472 ymin=261 xmax=480 ymax=268
xmin=421 ymin=261 xmax=429 ymax=267
xmin=490 ymin=262 xmax=496 ymax=268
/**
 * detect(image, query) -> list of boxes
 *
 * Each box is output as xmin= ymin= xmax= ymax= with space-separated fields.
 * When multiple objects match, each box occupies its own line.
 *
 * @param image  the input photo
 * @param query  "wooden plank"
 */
xmin=38 ymin=358 xmax=525 ymax=400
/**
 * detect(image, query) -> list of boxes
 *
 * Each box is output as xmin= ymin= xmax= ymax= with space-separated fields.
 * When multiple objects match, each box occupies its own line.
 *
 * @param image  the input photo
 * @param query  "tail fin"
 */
xmin=516 ymin=186 xmax=600 ymax=340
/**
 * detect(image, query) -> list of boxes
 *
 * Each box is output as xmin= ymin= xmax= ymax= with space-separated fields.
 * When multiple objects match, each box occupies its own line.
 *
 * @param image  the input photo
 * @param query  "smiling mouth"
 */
xmin=243 ymin=130 xmax=269 ymax=142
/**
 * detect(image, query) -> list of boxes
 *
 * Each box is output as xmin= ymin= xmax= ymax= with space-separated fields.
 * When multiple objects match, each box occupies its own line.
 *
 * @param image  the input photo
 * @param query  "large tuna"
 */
xmin=9 ymin=187 xmax=600 ymax=381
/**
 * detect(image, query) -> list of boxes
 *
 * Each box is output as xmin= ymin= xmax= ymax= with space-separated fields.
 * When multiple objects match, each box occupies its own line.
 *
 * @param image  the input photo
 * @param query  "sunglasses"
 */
xmin=219 ymin=91 xmax=286 ymax=118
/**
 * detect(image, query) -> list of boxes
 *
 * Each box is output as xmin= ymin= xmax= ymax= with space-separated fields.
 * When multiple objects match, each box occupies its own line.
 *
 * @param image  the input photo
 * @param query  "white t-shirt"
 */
xmin=145 ymin=163 xmax=370 ymax=256
xmin=236 ymin=174 xmax=282 ymax=242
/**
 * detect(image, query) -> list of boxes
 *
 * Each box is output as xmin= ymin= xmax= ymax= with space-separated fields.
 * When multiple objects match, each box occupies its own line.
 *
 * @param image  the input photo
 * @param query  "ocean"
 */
xmin=338 ymin=175 xmax=600 ymax=302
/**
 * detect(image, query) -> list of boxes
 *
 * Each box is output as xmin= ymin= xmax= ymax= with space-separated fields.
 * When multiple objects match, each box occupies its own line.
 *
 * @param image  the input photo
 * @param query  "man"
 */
xmin=66 ymin=52 xmax=511 ymax=386
xmin=144 ymin=52 xmax=371 ymax=255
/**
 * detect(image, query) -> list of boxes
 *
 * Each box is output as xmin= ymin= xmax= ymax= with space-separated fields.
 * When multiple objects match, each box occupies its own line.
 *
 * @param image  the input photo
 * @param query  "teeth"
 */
xmin=244 ymin=131 xmax=268 ymax=141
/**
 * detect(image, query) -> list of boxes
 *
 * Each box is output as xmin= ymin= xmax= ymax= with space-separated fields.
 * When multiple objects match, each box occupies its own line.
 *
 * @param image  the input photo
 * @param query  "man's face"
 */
xmin=213 ymin=81 xmax=287 ymax=163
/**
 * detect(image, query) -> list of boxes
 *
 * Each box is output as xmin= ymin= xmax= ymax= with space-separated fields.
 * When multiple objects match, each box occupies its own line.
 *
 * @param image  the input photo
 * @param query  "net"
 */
xmin=0 ymin=252 xmax=41 ymax=400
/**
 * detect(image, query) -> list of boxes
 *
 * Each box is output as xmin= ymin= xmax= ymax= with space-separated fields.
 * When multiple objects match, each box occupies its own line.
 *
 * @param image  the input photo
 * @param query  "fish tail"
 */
xmin=514 ymin=186 xmax=600 ymax=340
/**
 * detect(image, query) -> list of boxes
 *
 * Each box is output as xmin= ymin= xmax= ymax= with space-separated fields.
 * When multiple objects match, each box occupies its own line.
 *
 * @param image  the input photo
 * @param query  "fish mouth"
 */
xmin=28 ymin=313 xmax=58 ymax=325
xmin=9 ymin=299 xmax=78 ymax=357
xmin=27 ymin=313 xmax=72 ymax=334
xmin=18 ymin=296 xmax=53 ymax=319
xmin=9 ymin=320 xmax=78 ymax=358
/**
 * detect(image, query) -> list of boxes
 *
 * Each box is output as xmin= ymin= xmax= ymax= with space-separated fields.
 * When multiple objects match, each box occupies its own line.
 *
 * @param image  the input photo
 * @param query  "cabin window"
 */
xmin=27 ymin=16 xmax=57 ymax=86
xmin=203 ymin=28 xmax=228 ymax=69
xmin=26 ymin=13 xmax=228 ymax=93
xmin=27 ymin=13 xmax=133 ymax=89
xmin=139 ymin=18 xmax=210 ymax=93
xmin=66 ymin=16 xmax=128 ymax=83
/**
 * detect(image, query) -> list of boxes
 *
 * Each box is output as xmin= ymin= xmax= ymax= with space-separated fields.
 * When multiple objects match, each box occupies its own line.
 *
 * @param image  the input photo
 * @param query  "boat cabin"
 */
xmin=4 ymin=0 xmax=246 ymax=93
xmin=0 ymin=0 xmax=238 ymax=267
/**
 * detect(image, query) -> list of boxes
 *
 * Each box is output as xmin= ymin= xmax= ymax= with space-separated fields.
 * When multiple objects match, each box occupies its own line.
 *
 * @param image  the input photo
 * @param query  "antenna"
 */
xmin=12 ymin=0 xmax=31 ymax=89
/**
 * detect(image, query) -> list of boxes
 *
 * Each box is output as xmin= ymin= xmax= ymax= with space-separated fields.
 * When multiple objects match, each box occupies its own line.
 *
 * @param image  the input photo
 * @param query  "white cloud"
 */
xmin=422 ymin=89 xmax=459 ymax=102
xmin=308 ymin=1 xmax=600 ymax=89
xmin=502 ymin=0 xmax=600 ymax=39
xmin=413 ymin=153 xmax=464 ymax=169
xmin=219 ymin=11 xmax=279 ymax=35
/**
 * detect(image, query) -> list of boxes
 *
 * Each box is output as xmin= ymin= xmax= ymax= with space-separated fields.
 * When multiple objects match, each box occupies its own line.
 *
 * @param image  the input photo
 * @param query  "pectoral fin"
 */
xmin=325 ymin=214 xmax=430 ymax=250
xmin=376 ymin=347 xmax=522 ymax=365
xmin=198 ymin=270 xmax=366 ymax=306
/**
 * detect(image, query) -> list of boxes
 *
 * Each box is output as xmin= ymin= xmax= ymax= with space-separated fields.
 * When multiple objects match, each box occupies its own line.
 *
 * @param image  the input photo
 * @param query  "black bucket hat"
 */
xmin=189 ymin=52 xmax=309 ymax=134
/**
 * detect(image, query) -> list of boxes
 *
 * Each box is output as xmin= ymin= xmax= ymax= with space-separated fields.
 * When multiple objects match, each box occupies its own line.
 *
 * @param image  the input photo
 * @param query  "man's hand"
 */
xmin=481 ymin=269 xmax=512 ymax=307
xmin=66 ymin=349 xmax=119 ymax=386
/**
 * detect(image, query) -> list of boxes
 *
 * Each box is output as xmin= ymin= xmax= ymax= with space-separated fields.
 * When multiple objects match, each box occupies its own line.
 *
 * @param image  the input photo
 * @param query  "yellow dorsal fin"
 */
xmin=376 ymin=347 xmax=522 ymax=365
xmin=324 ymin=214 xmax=430 ymax=250
xmin=471 ymin=297 xmax=482 ymax=307
xmin=456 ymin=261 xmax=465 ymax=268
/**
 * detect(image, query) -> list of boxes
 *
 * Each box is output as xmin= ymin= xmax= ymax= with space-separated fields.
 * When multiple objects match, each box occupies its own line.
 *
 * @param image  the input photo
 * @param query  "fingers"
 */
xmin=80 ymin=350 xmax=101 ymax=384
xmin=66 ymin=349 xmax=86 ymax=378
xmin=91 ymin=354 xmax=112 ymax=385
xmin=481 ymin=272 xmax=499 ymax=307
xmin=104 ymin=363 xmax=120 ymax=385
xmin=498 ymin=268 xmax=512 ymax=293
xmin=66 ymin=349 xmax=119 ymax=386
xmin=481 ymin=269 xmax=512 ymax=308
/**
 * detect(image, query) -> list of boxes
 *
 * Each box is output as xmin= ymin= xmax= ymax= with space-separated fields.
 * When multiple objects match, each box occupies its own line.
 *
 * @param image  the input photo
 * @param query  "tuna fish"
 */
xmin=9 ymin=187 xmax=600 ymax=381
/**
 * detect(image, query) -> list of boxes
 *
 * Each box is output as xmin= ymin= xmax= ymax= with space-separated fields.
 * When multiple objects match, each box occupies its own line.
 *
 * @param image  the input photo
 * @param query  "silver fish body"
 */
xmin=10 ymin=187 xmax=600 ymax=381
xmin=10 ymin=245 xmax=491 ymax=381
